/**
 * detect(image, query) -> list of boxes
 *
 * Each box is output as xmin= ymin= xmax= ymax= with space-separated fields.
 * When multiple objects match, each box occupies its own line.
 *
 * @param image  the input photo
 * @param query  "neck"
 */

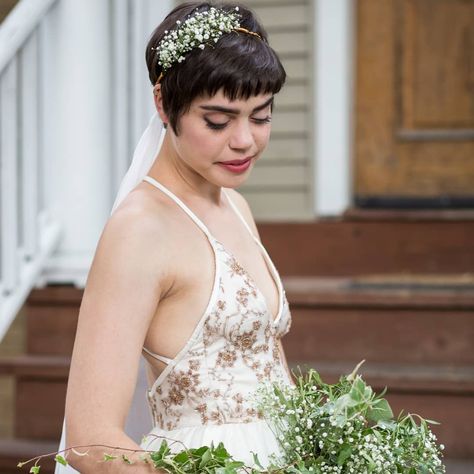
xmin=146 ymin=130 xmax=225 ymax=208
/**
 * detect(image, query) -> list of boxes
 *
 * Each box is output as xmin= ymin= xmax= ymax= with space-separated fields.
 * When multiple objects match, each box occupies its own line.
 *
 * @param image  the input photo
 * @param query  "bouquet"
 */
xmin=18 ymin=360 xmax=446 ymax=473
xmin=253 ymin=360 xmax=446 ymax=473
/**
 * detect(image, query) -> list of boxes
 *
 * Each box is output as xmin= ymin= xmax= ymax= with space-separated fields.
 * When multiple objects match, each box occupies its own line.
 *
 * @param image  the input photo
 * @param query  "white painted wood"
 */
xmin=109 ymin=0 xmax=131 ymax=206
xmin=21 ymin=30 xmax=40 ymax=259
xmin=1 ymin=58 xmax=19 ymax=295
xmin=0 ymin=2 xmax=63 ymax=340
xmin=245 ymin=190 xmax=311 ymax=221
xmin=0 ymin=0 xmax=58 ymax=72
xmin=40 ymin=0 xmax=113 ymax=286
xmin=0 ymin=212 xmax=61 ymax=340
xmin=130 ymin=0 xmax=149 ymax=145
xmin=313 ymin=0 xmax=355 ymax=216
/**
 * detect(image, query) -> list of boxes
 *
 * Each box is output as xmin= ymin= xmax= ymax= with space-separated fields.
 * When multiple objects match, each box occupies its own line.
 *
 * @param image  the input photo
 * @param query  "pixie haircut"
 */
xmin=145 ymin=1 xmax=286 ymax=135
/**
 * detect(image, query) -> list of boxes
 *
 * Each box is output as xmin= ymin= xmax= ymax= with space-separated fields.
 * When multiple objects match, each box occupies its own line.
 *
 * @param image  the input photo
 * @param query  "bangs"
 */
xmin=148 ymin=1 xmax=287 ymax=135
xmin=183 ymin=34 xmax=286 ymax=102
xmin=166 ymin=33 xmax=286 ymax=118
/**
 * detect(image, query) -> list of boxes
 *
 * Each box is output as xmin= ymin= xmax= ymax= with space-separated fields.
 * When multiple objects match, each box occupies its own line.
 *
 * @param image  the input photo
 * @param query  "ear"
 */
xmin=153 ymin=84 xmax=169 ymax=128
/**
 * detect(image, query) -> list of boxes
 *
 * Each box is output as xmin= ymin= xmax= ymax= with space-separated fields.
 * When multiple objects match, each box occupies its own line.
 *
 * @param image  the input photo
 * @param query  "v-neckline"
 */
xmin=214 ymin=237 xmax=283 ymax=326
xmin=142 ymin=175 xmax=283 ymax=325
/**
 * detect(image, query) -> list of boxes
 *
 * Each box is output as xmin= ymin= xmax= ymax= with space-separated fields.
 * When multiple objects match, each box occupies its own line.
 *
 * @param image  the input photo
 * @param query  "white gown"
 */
xmin=139 ymin=176 xmax=293 ymax=469
xmin=56 ymin=175 xmax=293 ymax=472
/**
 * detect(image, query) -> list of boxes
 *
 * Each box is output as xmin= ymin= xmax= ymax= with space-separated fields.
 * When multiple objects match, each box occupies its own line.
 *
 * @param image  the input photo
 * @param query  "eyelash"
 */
xmin=205 ymin=116 xmax=272 ymax=131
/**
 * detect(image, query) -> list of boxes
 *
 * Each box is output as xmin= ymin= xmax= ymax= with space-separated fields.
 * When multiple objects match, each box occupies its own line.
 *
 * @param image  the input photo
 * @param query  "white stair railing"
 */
xmin=0 ymin=0 xmax=62 ymax=341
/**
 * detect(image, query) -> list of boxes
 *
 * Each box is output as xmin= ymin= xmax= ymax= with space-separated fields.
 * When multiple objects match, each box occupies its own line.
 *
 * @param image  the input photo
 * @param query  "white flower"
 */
xmin=155 ymin=6 xmax=241 ymax=72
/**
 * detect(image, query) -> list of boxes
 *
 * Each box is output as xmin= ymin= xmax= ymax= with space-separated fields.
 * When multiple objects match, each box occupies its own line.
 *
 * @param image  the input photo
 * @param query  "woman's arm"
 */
xmin=65 ymin=204 xmax=171 ymax=473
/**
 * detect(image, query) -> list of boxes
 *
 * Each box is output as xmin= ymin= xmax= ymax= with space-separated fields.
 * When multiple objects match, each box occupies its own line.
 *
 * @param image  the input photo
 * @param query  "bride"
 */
xmin=59 ymin=2 xmax=294 ymax=472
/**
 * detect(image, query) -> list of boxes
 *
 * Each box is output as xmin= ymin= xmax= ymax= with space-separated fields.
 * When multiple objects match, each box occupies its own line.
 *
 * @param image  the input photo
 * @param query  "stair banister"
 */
xmin=0 ymin=0 xmax=62 ymax=341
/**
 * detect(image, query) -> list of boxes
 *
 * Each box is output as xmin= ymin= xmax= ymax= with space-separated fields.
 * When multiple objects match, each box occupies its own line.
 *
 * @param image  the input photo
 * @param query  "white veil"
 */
xmin=55 ymin=111 xmax=167 ymax=473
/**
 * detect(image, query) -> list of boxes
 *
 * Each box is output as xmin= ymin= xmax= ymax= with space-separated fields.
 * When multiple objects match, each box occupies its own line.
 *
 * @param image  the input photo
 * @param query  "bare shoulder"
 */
xmin=224 ymin=188 xmax=261 ymax=241
xmin=94 ymin=190 xmax=176 ymax=298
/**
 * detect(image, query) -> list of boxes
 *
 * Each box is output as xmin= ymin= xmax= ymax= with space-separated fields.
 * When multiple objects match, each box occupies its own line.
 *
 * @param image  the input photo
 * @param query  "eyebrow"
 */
xmin=199 ymin=96 xmax=274 ymax=115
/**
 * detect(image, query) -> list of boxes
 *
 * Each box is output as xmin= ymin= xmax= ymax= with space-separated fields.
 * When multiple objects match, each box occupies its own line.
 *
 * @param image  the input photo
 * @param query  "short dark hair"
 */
xmin=145 ymin=1 xmax=286 ymax=135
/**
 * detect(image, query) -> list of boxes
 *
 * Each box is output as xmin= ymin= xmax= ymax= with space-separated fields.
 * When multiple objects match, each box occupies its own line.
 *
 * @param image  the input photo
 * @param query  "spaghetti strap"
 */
xmin=222 ymin=189 xmax=258 ymax=242
xmin=142 ymin=346 xmax=172 ymax=365
xmin=143 ymin=175 xmax=215 ymax=242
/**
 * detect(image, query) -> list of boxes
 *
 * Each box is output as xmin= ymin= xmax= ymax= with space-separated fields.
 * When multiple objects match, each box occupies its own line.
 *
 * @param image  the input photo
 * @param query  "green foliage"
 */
xmin=146 ymin=440 xmax=248 ymax=473
xmin=254 ymin=360 xmax=447 ymax=473
xmin=54 ymin=455 xmax=68 ymax=466
xmin=17 ymin=361 xmax=447 ymax=474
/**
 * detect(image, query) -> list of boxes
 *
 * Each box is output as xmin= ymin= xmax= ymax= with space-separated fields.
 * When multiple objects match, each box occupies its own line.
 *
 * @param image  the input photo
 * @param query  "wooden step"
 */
xmin=282 ymin=275 xmax=474 ymax=366
xmin=26 ymin=286 xmax=82 ymax=356
xmin=0 ymin=356 xmax=69 ymax=440
xmin=258 ymin=219 xmax=474 ymax=276
xmin=0 ymin=438 xmax=58 ymax=474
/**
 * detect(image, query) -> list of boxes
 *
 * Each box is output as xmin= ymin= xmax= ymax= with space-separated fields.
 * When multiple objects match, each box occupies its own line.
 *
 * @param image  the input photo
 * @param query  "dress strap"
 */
xmin=222 ymin=189 xmax=259 ymax=242
xmin=142 ymin=346 xmax=172 ymax=365
xmin=143 ymin=175 xmax=215 ymax=241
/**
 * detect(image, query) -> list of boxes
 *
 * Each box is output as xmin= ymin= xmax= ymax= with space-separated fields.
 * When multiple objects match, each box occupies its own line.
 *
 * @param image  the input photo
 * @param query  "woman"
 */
xmin=62 ymin=2 xmax=293 ymax=472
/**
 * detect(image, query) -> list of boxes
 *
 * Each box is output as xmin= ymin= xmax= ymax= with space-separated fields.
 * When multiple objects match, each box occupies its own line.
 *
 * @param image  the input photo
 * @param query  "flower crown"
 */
xmin=152 ymin=6 xmax=263 ymax=84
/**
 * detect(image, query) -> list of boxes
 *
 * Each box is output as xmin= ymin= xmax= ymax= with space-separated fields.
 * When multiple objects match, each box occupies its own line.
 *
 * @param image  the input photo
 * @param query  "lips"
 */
xmin=218 ymin=156 xmax=253 ymax=165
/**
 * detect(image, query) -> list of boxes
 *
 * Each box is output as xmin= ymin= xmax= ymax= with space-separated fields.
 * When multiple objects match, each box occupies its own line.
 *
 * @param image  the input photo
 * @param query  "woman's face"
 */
xmin=168 ymin=88 xmax=274 ymax=188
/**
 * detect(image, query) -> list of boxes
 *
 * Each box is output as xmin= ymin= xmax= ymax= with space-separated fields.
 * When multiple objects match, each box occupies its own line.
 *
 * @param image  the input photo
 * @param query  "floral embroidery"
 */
xmin=146 ymin=242 xmax=292 ymax=431
xmin=216 ymin=347 xmax=237 ymax=368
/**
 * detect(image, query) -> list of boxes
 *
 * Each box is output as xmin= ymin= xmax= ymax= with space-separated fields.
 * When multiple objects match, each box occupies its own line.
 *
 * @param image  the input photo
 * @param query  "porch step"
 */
xmin=282 ymin=275 xmax=474 ymax=458
xmin=2 ymin=272 xmax=473 ymax=462
xmin=0 ymin=438 xmax=58 ymax=474
xmin=259 ymin=218 xmax=474 ymax=276
xmin=282 ymin=274 xmax=474 ymax=366
xmin=26 ymin=286 xmax=81 ymax=356
xmin=0 ymin=356 xmax=69 ymax=440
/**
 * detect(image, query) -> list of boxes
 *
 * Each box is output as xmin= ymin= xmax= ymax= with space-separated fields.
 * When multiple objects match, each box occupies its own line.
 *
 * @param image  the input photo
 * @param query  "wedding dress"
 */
xmin=138 ymin=175 xmax=293 ymax=469
xmin=54 ymin=112 xmax=293 ymax=472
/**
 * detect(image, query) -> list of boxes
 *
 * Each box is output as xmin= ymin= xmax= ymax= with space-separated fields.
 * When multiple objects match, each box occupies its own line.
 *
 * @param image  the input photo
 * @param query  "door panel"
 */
xmin=355 ymin=0 xmax=474 ymax=207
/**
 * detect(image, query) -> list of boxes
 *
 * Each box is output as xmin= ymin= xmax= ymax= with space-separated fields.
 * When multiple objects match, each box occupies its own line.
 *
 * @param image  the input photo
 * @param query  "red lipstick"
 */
xmin=217 ymin=156 xmax=253 ymax=173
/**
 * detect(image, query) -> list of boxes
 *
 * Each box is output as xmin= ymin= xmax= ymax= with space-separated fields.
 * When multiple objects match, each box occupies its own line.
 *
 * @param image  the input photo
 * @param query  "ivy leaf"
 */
xmin=198 ymin=447 xmax=212 ymax=467
xmin=54 ymin=454 xmax=68 ymax=466
xmin=103 ymin=453 xmax=117 ymax=461
xmin=29 ymin=466 xmax=40 ymax=474
xmin=367 ymin=398 xmax=393 ymax=422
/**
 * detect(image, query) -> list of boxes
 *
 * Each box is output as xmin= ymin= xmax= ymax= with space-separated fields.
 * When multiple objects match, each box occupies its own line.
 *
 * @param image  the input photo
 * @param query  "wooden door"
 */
xmin=355 ymin=0 xmax=474 ymax=208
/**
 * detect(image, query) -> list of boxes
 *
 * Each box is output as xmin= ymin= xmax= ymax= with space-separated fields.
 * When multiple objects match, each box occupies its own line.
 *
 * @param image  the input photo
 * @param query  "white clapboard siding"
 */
xmin=238 ymin=0 xmax=313 ymax=220
xmin=173 ymin=0 xmax=313 ymax=220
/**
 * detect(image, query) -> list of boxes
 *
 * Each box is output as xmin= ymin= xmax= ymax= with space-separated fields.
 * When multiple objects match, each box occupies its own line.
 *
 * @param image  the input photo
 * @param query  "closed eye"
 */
xmin=205 ymin=116 xmax=272 ymax=131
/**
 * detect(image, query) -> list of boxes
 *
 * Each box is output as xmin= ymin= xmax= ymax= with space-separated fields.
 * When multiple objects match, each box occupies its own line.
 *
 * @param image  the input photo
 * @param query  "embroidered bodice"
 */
xmin=141 ymin=175 xmax=292 ymax=431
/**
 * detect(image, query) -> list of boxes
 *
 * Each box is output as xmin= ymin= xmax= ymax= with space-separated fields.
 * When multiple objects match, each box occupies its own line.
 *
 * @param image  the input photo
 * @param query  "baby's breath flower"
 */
xmin=155 ymin=6 xmax=241 ymax=73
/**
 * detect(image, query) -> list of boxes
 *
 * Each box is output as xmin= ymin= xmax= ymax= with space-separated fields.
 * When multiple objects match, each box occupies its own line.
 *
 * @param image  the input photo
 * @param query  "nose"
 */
xmin=229 ymin=119 xmax=254 ymax=151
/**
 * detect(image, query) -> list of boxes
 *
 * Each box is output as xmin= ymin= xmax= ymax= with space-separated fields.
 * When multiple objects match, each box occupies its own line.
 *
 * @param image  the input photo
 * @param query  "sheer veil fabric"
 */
xmin=55 ymin=111 xmax=167 ymax=473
